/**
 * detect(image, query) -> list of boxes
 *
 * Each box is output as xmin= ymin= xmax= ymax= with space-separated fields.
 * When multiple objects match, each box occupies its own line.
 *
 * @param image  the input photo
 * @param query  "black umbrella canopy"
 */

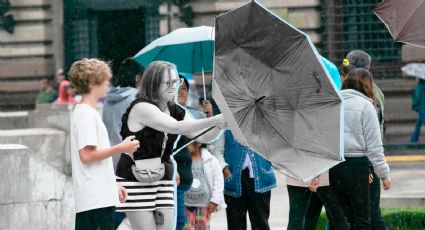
xmin=212 ymin=1 xmax=344 ymax=182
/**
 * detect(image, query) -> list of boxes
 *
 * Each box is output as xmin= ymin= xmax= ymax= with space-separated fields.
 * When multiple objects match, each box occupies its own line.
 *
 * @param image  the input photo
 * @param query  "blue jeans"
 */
xmin=176 ymin=183 xmax=191 ymax=230
xmin=411 ymin=109 xmax=425 ymax=142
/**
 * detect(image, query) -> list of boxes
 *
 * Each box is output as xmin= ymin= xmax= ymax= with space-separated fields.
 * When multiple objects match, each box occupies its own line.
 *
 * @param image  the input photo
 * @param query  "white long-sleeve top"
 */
xmin=341 ymin=89 xmax=390 ymax=179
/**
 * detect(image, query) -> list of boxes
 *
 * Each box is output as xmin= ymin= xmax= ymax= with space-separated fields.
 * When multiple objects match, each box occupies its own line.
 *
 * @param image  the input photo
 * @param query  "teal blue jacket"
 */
xmin=223 ymin=131 xmax=277 ymax=197
xmin=412 ymin=80 xmax=425 ymax=112
xmin=320 ymin=56 xmax=342 ymax=90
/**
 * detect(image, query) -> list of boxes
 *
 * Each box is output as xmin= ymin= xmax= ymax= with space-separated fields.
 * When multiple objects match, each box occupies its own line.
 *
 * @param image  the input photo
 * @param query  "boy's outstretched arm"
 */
xmin=79 ymin=139 xmax=139 ymax=164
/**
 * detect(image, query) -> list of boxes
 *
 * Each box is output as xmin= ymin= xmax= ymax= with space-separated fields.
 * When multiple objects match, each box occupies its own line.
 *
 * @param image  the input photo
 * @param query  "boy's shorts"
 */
xmin=75 ymin=206 xmax=114 ymax=230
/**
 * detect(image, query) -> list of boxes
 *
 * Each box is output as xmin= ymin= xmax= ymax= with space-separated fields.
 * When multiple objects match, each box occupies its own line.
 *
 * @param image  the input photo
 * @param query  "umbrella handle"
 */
xmin=255 ymin=96 xmax=266 ymax=103
xmin=171 ymin=126 xmax=216 ymax=154
xmin=202 ymin=68 xmax=206 ymax=100
xmin=313 ymin=72 xmax=321 ymax=93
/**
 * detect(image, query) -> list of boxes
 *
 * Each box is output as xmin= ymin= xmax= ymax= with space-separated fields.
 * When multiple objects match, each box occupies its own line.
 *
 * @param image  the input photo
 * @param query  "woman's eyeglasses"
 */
xmin=162 ymin=78 xmax=184 ymax=88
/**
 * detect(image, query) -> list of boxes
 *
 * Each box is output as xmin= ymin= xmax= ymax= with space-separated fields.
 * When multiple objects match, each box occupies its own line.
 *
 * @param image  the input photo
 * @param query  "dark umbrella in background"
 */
xmin=212 ymin=1 xmax=344 ymax=182
xmin=374 ymin=0 xmax=425 ymax=48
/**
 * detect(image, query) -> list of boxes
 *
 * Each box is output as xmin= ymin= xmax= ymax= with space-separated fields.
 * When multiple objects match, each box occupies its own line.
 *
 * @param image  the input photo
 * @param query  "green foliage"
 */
xmin=315 ymin=208 xmax=425 ymax=230
xmin=315 ymin=212 xmax=329 ymax=230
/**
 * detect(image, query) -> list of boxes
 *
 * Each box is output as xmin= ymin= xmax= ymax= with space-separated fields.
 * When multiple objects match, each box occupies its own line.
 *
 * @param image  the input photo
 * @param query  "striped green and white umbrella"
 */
xmin=134 ymin=26 xmax=214 ymax=98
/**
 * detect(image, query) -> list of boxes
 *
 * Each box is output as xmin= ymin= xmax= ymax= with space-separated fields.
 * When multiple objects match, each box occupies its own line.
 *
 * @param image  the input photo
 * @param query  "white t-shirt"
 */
xmin=70 ymin=103 xmax=119 ymax=213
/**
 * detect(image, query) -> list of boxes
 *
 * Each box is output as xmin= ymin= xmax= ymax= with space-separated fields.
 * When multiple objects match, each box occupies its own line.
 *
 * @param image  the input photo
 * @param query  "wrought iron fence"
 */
xmin=320 ymin=0 xmax=402 ymax=79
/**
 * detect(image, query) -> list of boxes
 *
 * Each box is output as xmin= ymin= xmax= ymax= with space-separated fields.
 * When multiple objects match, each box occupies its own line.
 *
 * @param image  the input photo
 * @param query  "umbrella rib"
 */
xmin=270 ymin=35 xmax=305 ymax=69
xmin=154 ymin=47 xmax=167 ymax=61
xmin=262 ymin=113 xmax=292 ymax=147
xmin=216 ymin=62 xmax=251 ymax=98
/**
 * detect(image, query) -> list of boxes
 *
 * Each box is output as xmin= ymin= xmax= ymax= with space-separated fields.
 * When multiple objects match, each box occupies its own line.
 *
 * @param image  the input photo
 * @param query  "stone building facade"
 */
xmin=0 ymin=0 xmax=160 ymax=111
xmin=1 ymin=0 xmax=425 ymax=143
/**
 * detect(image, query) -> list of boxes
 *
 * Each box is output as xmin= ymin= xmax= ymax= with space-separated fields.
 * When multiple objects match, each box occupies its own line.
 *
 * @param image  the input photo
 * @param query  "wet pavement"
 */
xmin=210 ymin=161 xmax=425 ymax=229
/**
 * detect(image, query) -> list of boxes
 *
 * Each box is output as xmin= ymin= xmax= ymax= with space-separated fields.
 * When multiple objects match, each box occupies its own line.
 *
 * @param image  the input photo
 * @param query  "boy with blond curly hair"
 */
xmin=69 ymin=58 xmax=140 ymax=230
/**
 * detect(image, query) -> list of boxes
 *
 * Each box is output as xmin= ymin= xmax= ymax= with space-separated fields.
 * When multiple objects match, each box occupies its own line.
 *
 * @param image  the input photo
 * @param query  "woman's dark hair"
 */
xmin=339 ymin=63 xmax=355 ymax=78
xmin=137 ymin=61 xmax=176 ymax=105
xmin=112 ymin=58 xmax=144 ymax=88
xmin=342 ymin=68 xmax=375 ymax=100
xmin=179 ymin=74 xmax=189 ymax=90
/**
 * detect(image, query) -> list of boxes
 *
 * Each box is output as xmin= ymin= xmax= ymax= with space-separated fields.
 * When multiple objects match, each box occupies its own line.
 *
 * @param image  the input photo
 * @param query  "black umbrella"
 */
xmin=212 ymin=1 xmax=344 ymax=182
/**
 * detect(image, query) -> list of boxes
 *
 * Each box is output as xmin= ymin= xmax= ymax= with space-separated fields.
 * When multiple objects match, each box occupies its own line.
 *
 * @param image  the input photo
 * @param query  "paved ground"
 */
xmin=210 ymin=171 xmax=289 ymax=230
xmin=210 ymin=161 xmax=425 ymax=230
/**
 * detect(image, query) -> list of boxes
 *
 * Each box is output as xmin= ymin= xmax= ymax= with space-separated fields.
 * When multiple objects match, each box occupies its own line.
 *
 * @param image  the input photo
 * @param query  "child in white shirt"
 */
xmin=184 ymin=142 xmax=226 ymax=230
xmin=69 ymin=58 xmax=139 ymax=230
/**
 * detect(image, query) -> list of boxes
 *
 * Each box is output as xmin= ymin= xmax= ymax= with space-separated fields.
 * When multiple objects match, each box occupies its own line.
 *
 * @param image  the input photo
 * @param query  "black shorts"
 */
xmin=75 ymin=206 xmax=114 ymax=230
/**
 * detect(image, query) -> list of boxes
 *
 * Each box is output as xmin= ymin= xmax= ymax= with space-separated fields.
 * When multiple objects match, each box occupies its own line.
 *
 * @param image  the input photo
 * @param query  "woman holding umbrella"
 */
xmin=115 ymin=61 xmax=226 ymax=230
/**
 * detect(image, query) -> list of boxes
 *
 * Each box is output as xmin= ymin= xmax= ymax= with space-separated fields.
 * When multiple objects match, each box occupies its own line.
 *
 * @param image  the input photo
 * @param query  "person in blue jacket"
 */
xmin=321 ymin=56 xmax=342 ymax=90
xmin=213 ymin=130 xmax=277 ymax=230
xmin=410 ymin=78 xmax=425 ymax=143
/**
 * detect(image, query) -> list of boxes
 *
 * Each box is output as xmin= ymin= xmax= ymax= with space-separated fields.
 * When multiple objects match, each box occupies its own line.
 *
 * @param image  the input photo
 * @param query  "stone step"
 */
xmin=0 ymin=144 xmax=74 ymax=230
xmin=0 ymin=111 xmax=29 ymax=129
xmin=381 ymin=197 xmax=425 ymax=208
xmin=0 ymin=80 xmax=40 ymax=93
xmin=383 ymin=121 xmax=425 ymax=144
xmin=0 ymin=128 xmax=70 ymax=175
xmin=0 ymin=92 xmax=37 ymax=111
xmin=376 ymin=78 xmax=421 ymax=145
xmin=384 ymin=143 xmax=425 ymax=156
xmin=375 ymin=78 xmax=416 ymax=93
xmin=383 ymin=94 xmax=417 ymax=122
